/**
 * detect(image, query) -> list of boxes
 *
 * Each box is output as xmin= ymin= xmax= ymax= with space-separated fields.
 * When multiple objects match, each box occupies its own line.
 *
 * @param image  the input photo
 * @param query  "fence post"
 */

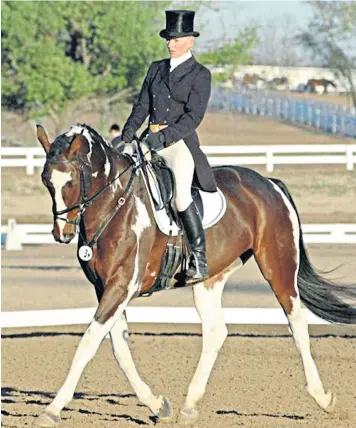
xmin=5 ymin=218 xmax=23 ymax=250
xmin=331 ymin=115 xmax=337 ymax=134
xmin=266 ymin=147 xmax=274 ymax=172
xmin=26 ymin=152 xmax=34 ymax=175
xmin=346 ymin=145 xmax=354 ymax=171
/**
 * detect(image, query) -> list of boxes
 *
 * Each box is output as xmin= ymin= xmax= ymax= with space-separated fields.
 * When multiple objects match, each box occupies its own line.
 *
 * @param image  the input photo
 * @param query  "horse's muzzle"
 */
xmin=52 ymin=230 xmax=75 ymax=244
xmin=52 ymin=220 xmax=76 ymax=244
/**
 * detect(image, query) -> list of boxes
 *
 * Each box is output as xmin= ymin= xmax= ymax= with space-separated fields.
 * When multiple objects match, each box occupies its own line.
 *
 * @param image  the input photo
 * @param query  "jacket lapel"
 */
xmin=170 ymin=56 xmax=197 ymax=81
xmin=159 ymin=59 xmax=171 ymax=91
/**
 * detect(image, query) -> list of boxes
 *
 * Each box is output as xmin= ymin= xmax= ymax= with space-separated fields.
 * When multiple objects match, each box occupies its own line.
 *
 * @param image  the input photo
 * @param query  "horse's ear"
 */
xmin=68 ymin=134 xmax=85 ymax=158
xmin=37 ymin=125 xmax=51 ymax=154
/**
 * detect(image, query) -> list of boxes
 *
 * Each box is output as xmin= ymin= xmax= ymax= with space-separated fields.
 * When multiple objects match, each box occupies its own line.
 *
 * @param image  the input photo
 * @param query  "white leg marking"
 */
xmin=46 ymin=318 xmax=116 ymax=415
xmin=46 ymin=278 xmax=140 ymax=416
xmin=44 ymin=197 xmax=151 ymax=416
xmin=268 ymin=182 xmax=331 ymax=407
xmin=183 ymin=277 xmax=228 ymax=412
xmin=288 ymin=296 xmax=331 ymax=408
xmin=51 ymin=170 xmax=72 ymax=239
xmin=110 ymin=314 xmax=163 ymax=414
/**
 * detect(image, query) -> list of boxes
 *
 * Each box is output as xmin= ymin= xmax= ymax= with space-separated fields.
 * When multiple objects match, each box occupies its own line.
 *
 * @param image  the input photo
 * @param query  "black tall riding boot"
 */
xmin=179 ymin=203 xmax=209 ymax=284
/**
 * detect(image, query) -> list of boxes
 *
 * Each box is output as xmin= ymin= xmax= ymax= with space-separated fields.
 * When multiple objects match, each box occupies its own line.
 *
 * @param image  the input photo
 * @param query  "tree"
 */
xmin=197 ymin=27 xmax=258 ymax=66
xmin=1 ymin=1 xmax=168 ymax=116
xmin=196 ymin=27 xmax=258 ymax=86
xmin=253 ymin=16 xmax=302 ymax=66
xmin=298 ymin=1 xmax=356 ymax=107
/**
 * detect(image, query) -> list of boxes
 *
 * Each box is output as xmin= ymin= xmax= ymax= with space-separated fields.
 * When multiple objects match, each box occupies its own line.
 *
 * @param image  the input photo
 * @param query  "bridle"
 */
xmin=46 ymin=141 xmax=140 ymax=249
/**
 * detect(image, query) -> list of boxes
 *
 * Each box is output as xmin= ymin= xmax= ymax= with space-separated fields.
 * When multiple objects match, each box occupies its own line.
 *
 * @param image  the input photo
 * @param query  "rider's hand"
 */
xmin=121 ymin=127 xmax=135 ymax=144
xmin=146 ymin=132 xmax=165 ymax=151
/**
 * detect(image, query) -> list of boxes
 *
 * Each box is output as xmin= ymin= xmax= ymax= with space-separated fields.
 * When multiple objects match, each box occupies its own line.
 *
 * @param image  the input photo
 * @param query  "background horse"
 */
xmin=305 ymin=78 xmax=337 ymax=93
xmin=34 ymin=123 xmax=356 ymax=426
xmin=242 ymin=73 xmax=266 ymax=90
xmin=267 ymin=76 xmax=289 ymax=91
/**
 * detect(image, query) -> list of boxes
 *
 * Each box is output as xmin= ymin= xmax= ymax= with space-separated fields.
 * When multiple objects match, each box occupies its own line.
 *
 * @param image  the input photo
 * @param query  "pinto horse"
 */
xmin=34 ymin=123 xmax=356 ymax=426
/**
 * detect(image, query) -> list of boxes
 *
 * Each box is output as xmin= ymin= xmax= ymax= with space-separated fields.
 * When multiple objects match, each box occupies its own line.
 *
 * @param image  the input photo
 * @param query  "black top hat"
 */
xmin=160 ymin=10 xmax=200 ymax=39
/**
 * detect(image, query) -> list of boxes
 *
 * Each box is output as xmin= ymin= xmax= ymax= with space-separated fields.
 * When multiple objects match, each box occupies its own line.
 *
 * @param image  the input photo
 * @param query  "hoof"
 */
xmin=33 ymin=411 xmax=61 ymax=427
xmin=157 ymin=397 xmax=173 ymax=423
xmin=323 ymin=391 xmax=337 ymax=413
xmin=178 ymin=407 xmax=198 ymax=425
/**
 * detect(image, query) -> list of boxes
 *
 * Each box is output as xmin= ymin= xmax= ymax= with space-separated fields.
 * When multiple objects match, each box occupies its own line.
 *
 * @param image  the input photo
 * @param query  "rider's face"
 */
xmin=166 ymin=36 xmax=194 ymax=58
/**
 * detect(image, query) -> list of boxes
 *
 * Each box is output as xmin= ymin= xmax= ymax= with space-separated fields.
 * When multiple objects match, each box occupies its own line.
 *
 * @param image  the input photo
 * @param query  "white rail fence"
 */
xmin=2 ymin=223 xmax=356 ymax=245
xmin=1 ymin=307 xmax=330 ymax=328
xmin=1 ymin=144 xmax=356 ymax=174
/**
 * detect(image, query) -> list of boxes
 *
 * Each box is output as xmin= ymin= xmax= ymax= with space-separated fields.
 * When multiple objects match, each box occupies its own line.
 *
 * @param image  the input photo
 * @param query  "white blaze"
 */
xmin=51 ymin=170 xmax=72 ymax=238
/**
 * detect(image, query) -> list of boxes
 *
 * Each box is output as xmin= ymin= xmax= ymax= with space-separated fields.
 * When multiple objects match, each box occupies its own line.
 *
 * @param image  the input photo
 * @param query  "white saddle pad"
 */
xmin=139 ymin=166 xmax=227 ymax=236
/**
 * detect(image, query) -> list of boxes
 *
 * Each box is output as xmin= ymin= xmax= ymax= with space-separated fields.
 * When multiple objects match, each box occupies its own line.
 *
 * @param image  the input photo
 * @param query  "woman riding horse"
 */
xmin=121 ymin=10 xmax=215 ymax=284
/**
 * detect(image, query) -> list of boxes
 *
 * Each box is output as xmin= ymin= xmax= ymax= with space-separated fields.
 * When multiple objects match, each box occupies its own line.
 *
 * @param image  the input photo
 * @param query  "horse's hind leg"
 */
xmin=255 ymin=229 xmax=335 ymax=412
xmin=286 ymin=293 xmax=336 ymax=412
xmin=180 ymin=274 xmax=229 ymax=423
xmin=109 ymin=313 xmax=172 ymax=421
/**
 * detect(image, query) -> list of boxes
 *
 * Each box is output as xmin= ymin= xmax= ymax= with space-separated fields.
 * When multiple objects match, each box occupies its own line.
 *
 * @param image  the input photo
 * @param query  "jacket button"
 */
xmin=153 ymin=94 xmax=156 ymax=97
xmin=166 ymin=108 xmax=169 ymax=111
xmin=168 ymin=95 xmax=171 ymax=98
xmin=154 ymin=107 xmax=156 ymax=110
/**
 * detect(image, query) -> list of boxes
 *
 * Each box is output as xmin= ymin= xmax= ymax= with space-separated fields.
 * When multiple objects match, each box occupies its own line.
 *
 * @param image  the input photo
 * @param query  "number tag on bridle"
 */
xmin=78 ymin=245 xmax=93 ymax=261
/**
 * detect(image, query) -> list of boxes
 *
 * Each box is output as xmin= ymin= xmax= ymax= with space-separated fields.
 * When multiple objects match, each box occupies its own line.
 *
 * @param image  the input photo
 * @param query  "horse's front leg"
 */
xmin=34 ymin=282 xmax=136 ymax=427
xmin=109 ymin=313 xmax=173 ymax=421
xmin=34 ymin=316 xmax=118 ymax=426
xmin=180 ymin=276 xmax=228 ymax=424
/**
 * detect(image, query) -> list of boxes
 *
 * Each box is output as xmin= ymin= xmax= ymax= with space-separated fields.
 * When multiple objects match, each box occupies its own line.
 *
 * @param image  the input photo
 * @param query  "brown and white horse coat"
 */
xmin=34 ymin=124 xmax=356 ymax=426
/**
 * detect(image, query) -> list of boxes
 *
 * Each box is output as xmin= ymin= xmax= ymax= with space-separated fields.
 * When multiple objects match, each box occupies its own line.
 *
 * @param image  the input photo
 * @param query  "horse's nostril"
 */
xmin=63 ymin=234 xmax=75 ymax=244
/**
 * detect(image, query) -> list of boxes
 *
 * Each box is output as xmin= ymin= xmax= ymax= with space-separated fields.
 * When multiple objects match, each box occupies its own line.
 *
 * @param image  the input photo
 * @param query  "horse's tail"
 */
xmin=270 ymin=178 xmax=356 ymax=324
xmin=325 ymin=79 xmax=337 ymax=88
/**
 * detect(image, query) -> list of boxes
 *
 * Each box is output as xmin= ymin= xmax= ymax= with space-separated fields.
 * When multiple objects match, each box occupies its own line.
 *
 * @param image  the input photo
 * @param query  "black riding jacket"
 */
xmin=122 ymin=56 xmax=217 ymax=192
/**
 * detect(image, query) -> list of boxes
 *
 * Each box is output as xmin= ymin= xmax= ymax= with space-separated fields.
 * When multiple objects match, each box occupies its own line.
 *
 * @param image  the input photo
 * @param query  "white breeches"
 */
xmin=159 ymin=140 xmax=195 ymax=212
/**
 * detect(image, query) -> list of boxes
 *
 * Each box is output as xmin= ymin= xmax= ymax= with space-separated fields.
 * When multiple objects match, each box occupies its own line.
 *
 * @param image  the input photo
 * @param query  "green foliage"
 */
xmin=211 ymin=70 xmax=231 ymax=86
xmin=197 ymin=27 xmax=258 ymax=66
xmin=2 ymin=0 xmax=169 ymax=116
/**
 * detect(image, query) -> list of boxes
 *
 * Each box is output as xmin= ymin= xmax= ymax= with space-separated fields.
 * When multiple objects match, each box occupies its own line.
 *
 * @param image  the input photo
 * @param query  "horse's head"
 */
xmin=37 ymin=125 xmax=95 ymax=243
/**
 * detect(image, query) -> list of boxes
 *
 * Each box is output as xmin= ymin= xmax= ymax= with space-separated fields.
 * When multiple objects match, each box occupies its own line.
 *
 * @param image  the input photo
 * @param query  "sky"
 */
xmin=190 ymin=1 xmax=314 ymax=49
